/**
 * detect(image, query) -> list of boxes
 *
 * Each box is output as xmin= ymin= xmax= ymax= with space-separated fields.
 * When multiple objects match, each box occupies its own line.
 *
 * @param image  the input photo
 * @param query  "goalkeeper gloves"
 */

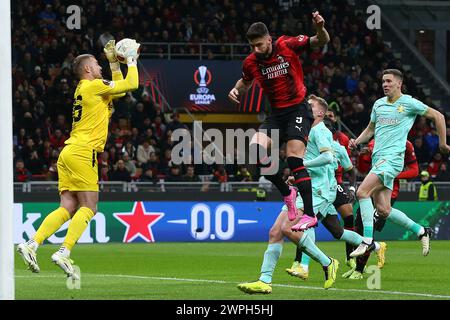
xmin=104 ymin=39 xmax=121 ymax=72
xmin=104 ymin=40 xmax=118 ymax=63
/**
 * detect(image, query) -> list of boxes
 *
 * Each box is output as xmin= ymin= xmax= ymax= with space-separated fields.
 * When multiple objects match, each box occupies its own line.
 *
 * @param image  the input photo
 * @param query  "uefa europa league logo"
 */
xmin=195 ymin=65 xmax=212 ymax=94
xmin=198 ymin=66 xmax=207 ymax=87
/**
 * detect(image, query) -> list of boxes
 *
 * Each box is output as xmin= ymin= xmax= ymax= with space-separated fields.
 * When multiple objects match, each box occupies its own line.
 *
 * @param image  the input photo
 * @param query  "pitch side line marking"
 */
xmin=16 ymin=273 xmax=450 ymax=299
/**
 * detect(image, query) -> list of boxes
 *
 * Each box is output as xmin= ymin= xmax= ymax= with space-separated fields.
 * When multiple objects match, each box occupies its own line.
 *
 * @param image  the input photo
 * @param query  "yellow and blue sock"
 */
xmin=359 ymin=198 xmax=374 ymax=242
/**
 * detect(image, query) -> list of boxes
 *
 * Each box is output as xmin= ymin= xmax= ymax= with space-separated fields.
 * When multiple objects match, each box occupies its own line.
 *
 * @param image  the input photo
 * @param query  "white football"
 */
xmin=115 ymin=38 xmax=140 ymax=64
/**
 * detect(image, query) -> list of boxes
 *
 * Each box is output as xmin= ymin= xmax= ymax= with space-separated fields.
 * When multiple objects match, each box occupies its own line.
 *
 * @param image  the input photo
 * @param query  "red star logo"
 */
xmin=114 ymin=202 xmax=164 ymax=243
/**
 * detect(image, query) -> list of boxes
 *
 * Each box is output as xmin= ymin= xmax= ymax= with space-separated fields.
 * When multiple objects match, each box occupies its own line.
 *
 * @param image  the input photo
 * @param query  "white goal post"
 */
xmin=0 ymin=0 xmax=15 ymax=300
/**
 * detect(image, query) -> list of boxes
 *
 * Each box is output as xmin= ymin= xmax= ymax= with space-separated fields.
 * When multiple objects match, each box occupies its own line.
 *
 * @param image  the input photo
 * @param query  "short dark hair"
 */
xmin=307 ymin=94 xmax=328 ymax=111
xmin=246 ymin=22 xmax=269 ymax=41
xmin=382 ymin=69 xmax=403 ymax=80
xmin=72 ymin=54 xmax=94 ymax=78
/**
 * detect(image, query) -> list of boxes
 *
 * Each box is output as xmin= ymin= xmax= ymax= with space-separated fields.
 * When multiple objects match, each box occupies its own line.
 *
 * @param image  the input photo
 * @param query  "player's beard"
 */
xmin=255 ymin=52 xmax=268 ymax=59
xmin=255 ymin=45 xmax=272 ymax=59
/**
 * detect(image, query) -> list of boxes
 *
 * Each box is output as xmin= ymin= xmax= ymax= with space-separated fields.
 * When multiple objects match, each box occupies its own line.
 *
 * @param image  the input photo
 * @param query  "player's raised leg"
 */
xmin=17 ymin=191 xmax=77 ymax=273
xmin=374 ymin=188 xmax=431 ymax=256
xmin=250 ymin=132 xmax=296 ymax=220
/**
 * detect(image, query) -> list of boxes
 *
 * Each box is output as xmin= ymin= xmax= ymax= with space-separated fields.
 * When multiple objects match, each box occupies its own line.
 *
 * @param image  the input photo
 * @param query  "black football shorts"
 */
xmin=259 ymin=100 xmax=314 ymax=145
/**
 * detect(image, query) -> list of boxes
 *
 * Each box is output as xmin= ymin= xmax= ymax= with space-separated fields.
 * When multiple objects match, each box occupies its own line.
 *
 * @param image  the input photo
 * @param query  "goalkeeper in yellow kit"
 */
xmin=17 ymin=39 xmax=140 ymax=279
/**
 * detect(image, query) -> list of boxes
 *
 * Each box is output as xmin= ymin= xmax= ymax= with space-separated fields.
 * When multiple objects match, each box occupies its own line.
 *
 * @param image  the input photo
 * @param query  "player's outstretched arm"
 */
xmin=304 ymin=150 xmax=334 ymax=168
xmin=91 ymin=59 xmax=139 ymax=96
xmin=228 ymin=78 xmax=253 ymax=104
xmin=96 ymin=64 xmax=138 ymax=96
xmin=309 ymin=11 xmax=330 ymax=47
xmin=349 ymin=122 xmax=375 ymax=150
xmin=91 ymin=40 xmax=140 ymax=96
xmin=423 ymin=107 xmax=450 ymax=153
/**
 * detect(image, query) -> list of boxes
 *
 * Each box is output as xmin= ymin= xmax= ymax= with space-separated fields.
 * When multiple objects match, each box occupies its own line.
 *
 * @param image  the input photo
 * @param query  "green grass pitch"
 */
xmin=15 ymin=241 xmax=450 ymax=300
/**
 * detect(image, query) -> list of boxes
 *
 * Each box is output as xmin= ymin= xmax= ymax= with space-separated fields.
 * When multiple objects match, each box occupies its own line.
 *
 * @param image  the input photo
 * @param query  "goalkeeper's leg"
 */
xmin=52 ymin=192 xmax=97 ymax=278
xmin=17 ymin=191 xmax=77 ymax=273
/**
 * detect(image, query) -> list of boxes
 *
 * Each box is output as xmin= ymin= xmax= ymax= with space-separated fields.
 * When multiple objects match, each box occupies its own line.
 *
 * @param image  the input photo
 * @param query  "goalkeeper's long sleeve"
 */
xmin=304 ymin=151 xmax=334 ymax=168
xmin=91 ymin=63 xmax=139 ymax=96
xmin=110 ymin=62 xmax=126 ymax=99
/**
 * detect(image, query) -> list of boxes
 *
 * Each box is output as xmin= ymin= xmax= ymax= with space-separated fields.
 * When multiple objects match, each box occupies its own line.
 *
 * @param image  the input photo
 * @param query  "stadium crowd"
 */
xmin=12 ymin=0 xmax=450 ymax=185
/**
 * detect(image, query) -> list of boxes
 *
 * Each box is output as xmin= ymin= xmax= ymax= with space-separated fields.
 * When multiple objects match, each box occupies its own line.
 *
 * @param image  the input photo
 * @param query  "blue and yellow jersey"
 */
xmin=370 ymin=94 xmax=428 ymax=159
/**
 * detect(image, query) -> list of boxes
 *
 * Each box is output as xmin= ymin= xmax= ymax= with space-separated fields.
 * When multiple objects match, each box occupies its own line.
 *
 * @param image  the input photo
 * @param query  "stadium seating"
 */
xmin=11 ymin=0 xmax=450 ymax=183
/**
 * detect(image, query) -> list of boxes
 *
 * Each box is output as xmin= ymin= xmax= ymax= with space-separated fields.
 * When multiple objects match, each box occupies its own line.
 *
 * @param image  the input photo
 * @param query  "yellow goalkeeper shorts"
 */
xmin=57 ymin=144 xmax=99 ymax=193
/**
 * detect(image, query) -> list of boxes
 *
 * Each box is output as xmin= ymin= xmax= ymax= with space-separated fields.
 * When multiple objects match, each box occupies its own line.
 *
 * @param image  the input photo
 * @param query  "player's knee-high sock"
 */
xmin=300 ymin=251 xmax=311 ymax=269
xmin=294 ymin=247 xmax=311 ymax=270
xmin=354 ymin=209 xmax=371 ymax=271
xmin=287 ymin=157 xmax=314 ymax=217
xmin=33 ymin=207 xmax=71 ymax=246
xmin=339 ymin=229 xmax=363 ymax=246
xmin=255 ymin=146 xmax=290 ymax=197
xmin=344 ymin=215 xmax=355 ymax=260
xmin=259 ymin=243 xmax=283 ymax=284
xmin=387 ymin=208 xmax=424 ymax=236
xmin=62 ymin=207 xmax=95 ymax=251
xmin=300 ymin=228 xmax=314 ymax=269
xmin=295 ymin=247 xmax=303 ymax=262
xmin=263 ymin=172 xmax=290 ymax=197
xmin=343 ymin=215 xmax=355 ymax=231
xmin=355 ymin=208 xmax=363 ymax=235
xmin=298 ymin=231 xmax=331 ymax=267
xmin=359 ymin=198 xmax=374 ymax=243
xmin=356 ymin=251 xmax=371 ymax=273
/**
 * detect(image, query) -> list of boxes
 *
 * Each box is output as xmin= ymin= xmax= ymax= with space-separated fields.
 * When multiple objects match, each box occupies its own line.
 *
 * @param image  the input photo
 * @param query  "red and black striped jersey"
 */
xmin=242 ymin=35 xmax=310 ymax=109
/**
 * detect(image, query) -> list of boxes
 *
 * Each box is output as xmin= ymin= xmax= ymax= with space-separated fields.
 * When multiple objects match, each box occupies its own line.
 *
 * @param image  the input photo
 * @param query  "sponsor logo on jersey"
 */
xmin=378 ymin=117 xmax=399 ymax=125
xmin=260 ymin=59 xmax=290 ymax=80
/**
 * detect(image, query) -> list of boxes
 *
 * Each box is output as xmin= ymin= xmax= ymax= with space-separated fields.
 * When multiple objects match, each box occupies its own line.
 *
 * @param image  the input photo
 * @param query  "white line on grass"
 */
xmin=16 ymin=273 xmax=450 ymax=299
